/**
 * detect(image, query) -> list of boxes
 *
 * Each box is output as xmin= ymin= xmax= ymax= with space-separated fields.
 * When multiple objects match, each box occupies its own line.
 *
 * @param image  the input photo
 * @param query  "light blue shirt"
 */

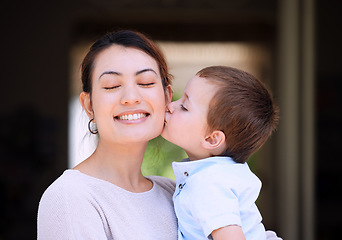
xmin=172 ymin=156 xmax=266 ymax=240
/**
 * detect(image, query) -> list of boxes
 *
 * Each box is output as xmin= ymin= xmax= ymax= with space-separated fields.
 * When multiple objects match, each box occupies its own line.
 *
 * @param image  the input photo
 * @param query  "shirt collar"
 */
xmin=172 ymin=156 xmax=236 ymax=183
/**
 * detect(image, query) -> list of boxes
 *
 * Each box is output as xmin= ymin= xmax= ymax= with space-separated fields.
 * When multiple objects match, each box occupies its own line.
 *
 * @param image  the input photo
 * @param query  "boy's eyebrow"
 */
xmin=184 ymin=92 xmax=190 ymax=104
xmin=98 ymin=68 xmax=157 ymax=80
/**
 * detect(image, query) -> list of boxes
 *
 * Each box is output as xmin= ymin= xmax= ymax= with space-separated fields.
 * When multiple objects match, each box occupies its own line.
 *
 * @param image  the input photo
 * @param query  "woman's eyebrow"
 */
xmin=98 ymin=69 xmax=157 ymax=80
xmin=136 ymin=68 xmax=157 ymax=76
xmin=98 ymin=71 xmax=121 ymax=80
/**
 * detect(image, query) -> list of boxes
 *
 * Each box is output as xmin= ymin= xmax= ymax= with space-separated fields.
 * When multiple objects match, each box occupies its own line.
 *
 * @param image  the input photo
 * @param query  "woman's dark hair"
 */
xmin=81 ymin=30 xmax=172 ymax=94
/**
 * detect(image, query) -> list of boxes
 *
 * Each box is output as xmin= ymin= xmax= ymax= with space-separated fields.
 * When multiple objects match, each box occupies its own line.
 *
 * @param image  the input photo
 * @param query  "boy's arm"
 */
xmin=211 ymin=225 xmax=246 ymax=240
xmin=211 ymin=227 xmax=283 ymax=240
xmin=265 ymin=230 xmax=283 ymax=240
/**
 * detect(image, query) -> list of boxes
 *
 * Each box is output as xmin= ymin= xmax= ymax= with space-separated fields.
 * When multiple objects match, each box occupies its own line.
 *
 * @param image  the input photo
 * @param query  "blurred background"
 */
xmin=1 ymin=0 xmax=341 ymax=239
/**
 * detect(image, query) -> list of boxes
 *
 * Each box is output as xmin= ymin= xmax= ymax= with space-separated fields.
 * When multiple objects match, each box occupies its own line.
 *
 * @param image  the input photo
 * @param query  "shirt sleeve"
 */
xmin=187 ymin=169 xmax=242 ymax=237
xmin=37 ymin=180 xmax=108 ymax=240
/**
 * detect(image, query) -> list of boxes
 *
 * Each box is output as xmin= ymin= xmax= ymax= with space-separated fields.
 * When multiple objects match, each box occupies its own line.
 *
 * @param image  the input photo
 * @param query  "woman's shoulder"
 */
xmin=37 ymin=170 xmax=110 ymax=239
xmin=42 ymin=170 xmax=84 ymax=191
xmin=39 ymin=170 xmax=95 ymax=205
xmin=38 ymin=170 xmax=81 ymax=220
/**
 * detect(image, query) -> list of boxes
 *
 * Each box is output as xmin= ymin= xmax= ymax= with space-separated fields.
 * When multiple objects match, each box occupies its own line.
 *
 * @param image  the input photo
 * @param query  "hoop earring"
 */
xmin=88 ymin=118 xmax=98 ymax=134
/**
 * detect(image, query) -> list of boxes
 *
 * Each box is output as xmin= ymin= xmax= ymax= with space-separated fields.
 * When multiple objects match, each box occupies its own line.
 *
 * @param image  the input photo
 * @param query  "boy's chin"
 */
xmin=160 ymin=131 xmax=179 ymax=147
xmin=160 ymin=126 xmax=170 ymax=139
xmin=160 ymin=131 xmax=168 ymax=141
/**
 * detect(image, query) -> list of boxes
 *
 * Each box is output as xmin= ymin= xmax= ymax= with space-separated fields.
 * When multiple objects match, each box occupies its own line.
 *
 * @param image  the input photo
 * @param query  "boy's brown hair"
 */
xmin=197 ymin=66 xmax=279 ymax=163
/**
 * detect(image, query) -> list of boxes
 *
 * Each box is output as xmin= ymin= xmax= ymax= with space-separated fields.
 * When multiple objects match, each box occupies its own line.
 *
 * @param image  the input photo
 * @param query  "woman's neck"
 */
xmin=74 ymin=140 xmax=152 ymax=193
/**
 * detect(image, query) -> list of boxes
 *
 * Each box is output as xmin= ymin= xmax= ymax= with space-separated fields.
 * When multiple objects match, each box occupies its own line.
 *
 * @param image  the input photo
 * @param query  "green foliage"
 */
xmin=142 ymin=138 xmax=259 ymax=180
xmin=142 ymin=92 xmax=186 ymax=179
xmin=142 ymin=136 xmax=187 ymax=180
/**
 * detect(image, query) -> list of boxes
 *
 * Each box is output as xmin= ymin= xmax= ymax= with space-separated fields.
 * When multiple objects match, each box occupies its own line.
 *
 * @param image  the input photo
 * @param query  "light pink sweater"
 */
xmin=37 ymin=170 xmax=178 ymax=240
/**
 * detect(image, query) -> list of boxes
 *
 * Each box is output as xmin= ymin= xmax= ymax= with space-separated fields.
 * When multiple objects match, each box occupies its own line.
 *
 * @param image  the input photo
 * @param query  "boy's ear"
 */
xmin=80 ymin=92 xmax=94 ymax=119
xmin=202 ymin=130 xmax=226 ymax=150
xmin=165 ymin=85 xmax=173 ymax=105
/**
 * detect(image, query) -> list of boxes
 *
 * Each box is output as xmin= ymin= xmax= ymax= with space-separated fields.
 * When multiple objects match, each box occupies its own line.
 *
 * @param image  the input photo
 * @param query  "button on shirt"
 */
xmin=172 ymin=156 xmax=266 ymax=240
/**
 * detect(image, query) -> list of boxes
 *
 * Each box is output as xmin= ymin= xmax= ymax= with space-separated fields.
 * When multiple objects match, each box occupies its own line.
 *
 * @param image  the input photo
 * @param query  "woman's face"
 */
xmin=84 ymin=45 xmax=170 ymax=145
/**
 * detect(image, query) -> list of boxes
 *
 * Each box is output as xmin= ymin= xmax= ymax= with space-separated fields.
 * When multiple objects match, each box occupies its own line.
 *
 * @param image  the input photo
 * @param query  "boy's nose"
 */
xmin=166 ymin=102 xmax=175 ymax=113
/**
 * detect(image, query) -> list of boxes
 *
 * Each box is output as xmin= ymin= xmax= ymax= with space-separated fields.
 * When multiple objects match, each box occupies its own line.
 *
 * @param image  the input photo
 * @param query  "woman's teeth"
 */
xmin=118 ymin=113 xmax=147 ymax=120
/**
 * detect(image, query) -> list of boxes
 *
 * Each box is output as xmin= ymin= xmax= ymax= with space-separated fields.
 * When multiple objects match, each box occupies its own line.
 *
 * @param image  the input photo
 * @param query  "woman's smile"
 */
xmin=117 ymin=113 xmax=147 ymax=120
xmin=115 ymin=110 xmax=150 ymax=123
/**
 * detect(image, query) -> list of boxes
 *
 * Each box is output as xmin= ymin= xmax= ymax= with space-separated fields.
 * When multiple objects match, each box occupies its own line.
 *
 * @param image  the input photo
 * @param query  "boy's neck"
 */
xmin=187 ymin=153 xmax=215 ymax=161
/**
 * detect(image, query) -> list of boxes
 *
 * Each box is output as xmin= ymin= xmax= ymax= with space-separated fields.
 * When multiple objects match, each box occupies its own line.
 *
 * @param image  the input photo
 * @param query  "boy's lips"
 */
xmin=164 ymin=111 xmax=170 ymax=124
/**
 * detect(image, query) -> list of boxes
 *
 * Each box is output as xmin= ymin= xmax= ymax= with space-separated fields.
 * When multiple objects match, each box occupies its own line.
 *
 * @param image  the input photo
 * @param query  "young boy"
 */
xmin=162 ymin=66 xmax=279 ymax=240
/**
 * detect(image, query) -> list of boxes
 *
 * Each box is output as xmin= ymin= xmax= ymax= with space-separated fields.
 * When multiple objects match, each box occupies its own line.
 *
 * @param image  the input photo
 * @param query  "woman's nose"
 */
xmin=120 ymin=86 xmax=142 ymax=105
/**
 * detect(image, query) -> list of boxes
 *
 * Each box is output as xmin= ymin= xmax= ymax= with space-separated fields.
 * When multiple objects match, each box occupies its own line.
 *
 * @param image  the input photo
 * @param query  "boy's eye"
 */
xmin=180 ymin=104 xmax=188 ymax=111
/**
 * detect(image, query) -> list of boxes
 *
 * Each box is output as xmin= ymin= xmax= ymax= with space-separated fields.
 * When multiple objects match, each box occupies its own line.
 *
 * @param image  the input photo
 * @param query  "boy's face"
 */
xmin=162 ymin=75 xmax=218 ymax=160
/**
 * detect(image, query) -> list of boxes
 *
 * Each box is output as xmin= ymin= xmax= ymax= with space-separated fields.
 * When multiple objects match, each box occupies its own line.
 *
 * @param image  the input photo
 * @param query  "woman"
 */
xmin=38 ymin=30 xmax=281 ymax=240
xmin=38 ymin=30 xmax=176 ymax=239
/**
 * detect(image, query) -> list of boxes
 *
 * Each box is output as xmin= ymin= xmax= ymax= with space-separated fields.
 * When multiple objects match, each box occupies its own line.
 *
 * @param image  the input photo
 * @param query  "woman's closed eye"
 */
xmin=104 ymin=85 xmax=121 ymax=90
xmin=138 ymin=82 xmax=156 ymax=87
